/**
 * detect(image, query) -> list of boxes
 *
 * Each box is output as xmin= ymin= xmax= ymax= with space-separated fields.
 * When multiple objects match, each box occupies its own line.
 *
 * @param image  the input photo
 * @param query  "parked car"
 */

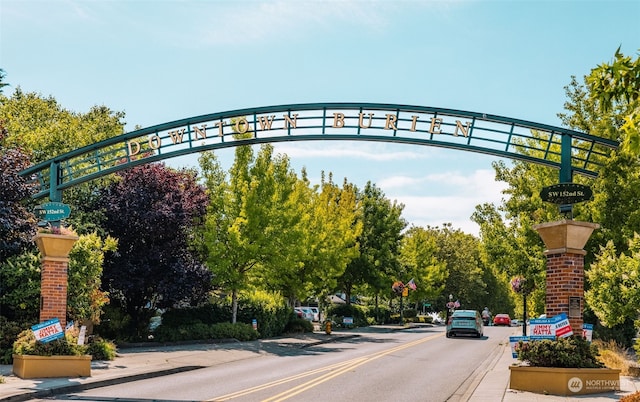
xmin=308 ymin=307 xmax=320 ymax=321
xmin=446 ymin=309 xmax=483 ymax=338
xmin=294 ymin=307 xmax=315 ymax=321
xmin=493 ymin=313 xmax=512 ymax=326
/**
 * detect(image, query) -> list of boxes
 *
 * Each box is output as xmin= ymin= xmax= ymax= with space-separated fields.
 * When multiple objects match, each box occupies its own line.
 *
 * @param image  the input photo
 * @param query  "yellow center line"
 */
xmin=206 ymin=357 xmax=369 ymax=401
xmin=263 ymin=333 xmax=443 ymax=402
xmin=208 ymin=332 xmax=443 ymax=402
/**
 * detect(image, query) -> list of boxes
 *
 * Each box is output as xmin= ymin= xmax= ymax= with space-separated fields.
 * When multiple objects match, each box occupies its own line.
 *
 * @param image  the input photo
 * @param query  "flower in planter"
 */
xmin=37 ymin=225 xmax=77 ymax=236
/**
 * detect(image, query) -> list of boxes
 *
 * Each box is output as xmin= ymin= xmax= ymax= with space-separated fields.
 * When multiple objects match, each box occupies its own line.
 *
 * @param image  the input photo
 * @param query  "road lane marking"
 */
xmin=264 ymin=333 xmax=443 ymax=402
xmin=207 ymin=357 xmax=369 ymax=401
xmin=207 ymin=332 xmax=443 ymax=401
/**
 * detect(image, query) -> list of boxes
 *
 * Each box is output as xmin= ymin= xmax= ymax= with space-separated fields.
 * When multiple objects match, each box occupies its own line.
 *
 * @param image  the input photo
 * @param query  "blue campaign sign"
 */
xmin=509 ymin=336 xmax=529 ymax=358
xmin=31 ymin=318 xmax=64 ymax=343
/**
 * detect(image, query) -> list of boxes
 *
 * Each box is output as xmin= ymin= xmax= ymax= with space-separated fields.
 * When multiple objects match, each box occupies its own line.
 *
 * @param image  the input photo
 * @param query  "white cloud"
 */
xmin=381 ymin=169 xmax=508 ymax=236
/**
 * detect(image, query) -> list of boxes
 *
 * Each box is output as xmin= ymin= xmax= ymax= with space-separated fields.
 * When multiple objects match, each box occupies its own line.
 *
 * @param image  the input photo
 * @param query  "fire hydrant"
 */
xmin=324 ymin=321 xmax=332 ymax=334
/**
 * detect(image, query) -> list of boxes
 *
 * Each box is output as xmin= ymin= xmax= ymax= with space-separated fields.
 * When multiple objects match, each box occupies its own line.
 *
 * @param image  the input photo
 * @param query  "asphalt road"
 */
xmin=48 ymin=325 xmax=514 ymax=402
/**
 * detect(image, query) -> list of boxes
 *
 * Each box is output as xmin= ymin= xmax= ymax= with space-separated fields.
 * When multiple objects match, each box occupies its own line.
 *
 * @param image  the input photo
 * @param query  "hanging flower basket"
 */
xmin=510 ymin=276 xmax=535 ymax=295
xmin=34 ymin=232 xmax=79 ymax=258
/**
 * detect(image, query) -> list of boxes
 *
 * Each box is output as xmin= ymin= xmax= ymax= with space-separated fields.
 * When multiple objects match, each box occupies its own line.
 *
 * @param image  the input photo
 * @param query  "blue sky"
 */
xmin=2 ymin=0 xmax=639 ymax=235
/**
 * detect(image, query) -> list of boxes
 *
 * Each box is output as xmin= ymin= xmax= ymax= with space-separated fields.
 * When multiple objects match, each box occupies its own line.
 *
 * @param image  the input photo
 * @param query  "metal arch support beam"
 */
xmin=48 ymin=161 xmax=62 ymax=203
xmin=559 ymin=134 xmax=575 ymax=217
xmin=18 ymin=102 xmax=619 ymax=201
xmin=560 ymin=133 xmax=573 ymax=183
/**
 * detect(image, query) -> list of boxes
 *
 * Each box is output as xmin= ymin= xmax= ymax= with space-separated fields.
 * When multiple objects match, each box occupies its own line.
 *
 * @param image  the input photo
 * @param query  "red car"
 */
xmin=493 ymin=313 xmax=511 ymax=326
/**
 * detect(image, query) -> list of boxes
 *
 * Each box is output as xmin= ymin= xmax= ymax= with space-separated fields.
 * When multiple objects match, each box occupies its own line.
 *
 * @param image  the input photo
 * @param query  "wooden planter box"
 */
xmin=509 ymin=365 xmax=620 ymax=396
xmin=13 ymin=354 xmax=92 ymax=378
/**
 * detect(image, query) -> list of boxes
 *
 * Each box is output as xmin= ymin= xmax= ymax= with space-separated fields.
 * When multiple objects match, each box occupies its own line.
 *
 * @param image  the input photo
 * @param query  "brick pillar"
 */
xmin=34 ymin=233 xmax=79 ymax=328
xmin=40 ymin=259 xmax=70 ymax=327
xmin=533 ymin=220 xmax=598 ymax=336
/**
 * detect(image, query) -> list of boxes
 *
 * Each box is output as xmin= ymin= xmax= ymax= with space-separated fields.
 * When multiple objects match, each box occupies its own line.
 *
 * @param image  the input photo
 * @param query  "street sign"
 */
xmin=540 ymin=183 xmax=592 ymax=205
xmin=35 ymin=202 xmax=71 ymax=221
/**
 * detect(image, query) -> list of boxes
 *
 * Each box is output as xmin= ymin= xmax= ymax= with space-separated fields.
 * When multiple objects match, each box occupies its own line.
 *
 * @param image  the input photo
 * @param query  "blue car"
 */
xmin=446 ymin=309 xmax=484 ymax=338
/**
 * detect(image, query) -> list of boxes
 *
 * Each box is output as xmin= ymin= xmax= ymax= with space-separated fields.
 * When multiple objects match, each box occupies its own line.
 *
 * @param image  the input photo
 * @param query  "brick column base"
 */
xmin=545 ymin=252 xmax=585 ymax=335
xmin=40 ymin=257 xmax=69 ymax=328
xmin=534 ymin=220 xmax=598 ymax=337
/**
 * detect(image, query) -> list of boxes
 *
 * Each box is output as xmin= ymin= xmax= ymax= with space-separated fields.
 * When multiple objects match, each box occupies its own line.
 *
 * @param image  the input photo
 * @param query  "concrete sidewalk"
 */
xmin=0 ymin=328 xmax=638 ymax=401
xmin=468 ymin=335 xmax=640 ymax=401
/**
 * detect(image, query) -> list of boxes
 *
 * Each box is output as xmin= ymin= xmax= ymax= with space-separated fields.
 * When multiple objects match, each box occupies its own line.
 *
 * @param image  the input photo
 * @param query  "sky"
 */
xmin=1 ymin=0 xmax=639 ymax=235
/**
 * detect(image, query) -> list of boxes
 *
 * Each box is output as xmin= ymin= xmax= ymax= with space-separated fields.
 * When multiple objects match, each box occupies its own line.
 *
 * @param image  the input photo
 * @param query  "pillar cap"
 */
xmin=533 ymin=220 xmax=599 ymax=253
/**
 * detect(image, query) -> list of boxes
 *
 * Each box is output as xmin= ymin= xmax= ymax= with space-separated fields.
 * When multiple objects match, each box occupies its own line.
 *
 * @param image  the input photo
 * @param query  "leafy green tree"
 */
xmin=198 ymin=144 xmax=302 ymax=323
xmin=585 ymin=234 xmax=640 ymax=328
xmin=340 ymin=182 xmax=406 ymax=306
xmin=67 ymin=232 xmax=117 ymax=325
xmin=295 ymin=174 xmax=362 ymax=308
xmin=559 ymin=76 xmax=640 ymax=259
xmin=0 ymin=69 xmax=8 ymax=93
xmin=0 ymin=253 xmax=40 ymax=322
xmin=399 ymin=226 xmax=448 ymax=309
xmin=586 ymin=48 xmax=640 ymax=153
xmin=428 ymin=224 xmax=486 ymax=311
xmin=98 ymin=163 xmax=211 ymax=338
xmin=0 ymin=88 xmax=125 ymax=164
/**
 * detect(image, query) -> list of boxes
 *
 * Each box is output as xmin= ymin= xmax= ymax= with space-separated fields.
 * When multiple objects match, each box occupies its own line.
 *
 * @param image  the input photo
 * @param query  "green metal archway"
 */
xmin=20 ymin=102 xmax=619 ymax=202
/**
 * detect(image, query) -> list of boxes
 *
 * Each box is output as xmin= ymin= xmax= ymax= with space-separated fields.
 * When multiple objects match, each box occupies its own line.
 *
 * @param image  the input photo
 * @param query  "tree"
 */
xmin=340 ymin=182 xmax=406 ymax=306
xmin=0 ymin=69 xmax=8 ymax=94
xmin=585 ymin=234 xmax=640 ymax=328
xmin=198 ymin=144 xmax=302 ymax=323
xmin=427 ymin=224 xmax=486 ymax=312
xmin=98 ymin=163 xmax=211 ymax=338
xmin=399 ymin=226 xmax=448 ymax=309
xmin=294 ymin=174 xmax=362 ymax=307
xmin=586 ymin=48 xmax=640 ymax=154
xmin=0 ymin=120 xmax=36 ymax=262
xmin=0 ymin=88 xmax=125 ymax=164
xmin=67 ymin=232 xmax=117 ymax=325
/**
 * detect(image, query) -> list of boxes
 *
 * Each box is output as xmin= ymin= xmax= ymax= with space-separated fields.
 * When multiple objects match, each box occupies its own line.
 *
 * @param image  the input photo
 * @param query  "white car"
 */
xmin=294 ymin=307 xmax=315 ymax=321
xmin=308 ymin=307 xmax=320 ymax=321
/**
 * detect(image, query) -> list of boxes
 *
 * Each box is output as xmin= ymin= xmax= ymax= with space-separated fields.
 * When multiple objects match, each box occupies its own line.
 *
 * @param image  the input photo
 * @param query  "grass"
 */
xmin=594 ymin=340 xmax=640 ymax=377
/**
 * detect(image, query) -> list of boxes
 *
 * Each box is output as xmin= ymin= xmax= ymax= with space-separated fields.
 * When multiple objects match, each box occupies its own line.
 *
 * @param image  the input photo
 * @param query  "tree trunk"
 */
xmin=231 ymin=289 xmax=238 ymax=324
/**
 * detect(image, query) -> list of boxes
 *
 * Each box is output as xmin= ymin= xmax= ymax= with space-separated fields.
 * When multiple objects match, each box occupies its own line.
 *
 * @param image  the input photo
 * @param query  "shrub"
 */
xmin=161 ymin=304 xmax=229 ymax=327
xmin=284 ymin=316 xmax=314 ymax=334
xmin=152 ymin=322 xmax=258 ymax=342
xmin=402 ymin=309 xmax=418 ymax=321
xmin=234 ymin=291 xmax=290 ymax=338
xmin=326 ymin=304 xmax=367 ymax=327
xmin=160 ymin=291 xmax=290 ymax=339
xmin=594 ymin=339 xmax=639 ymax=376
xmin=13 ymin=328 xmax=87 ymax=357
xmin=86 ymin=337 xmax=117 ymax=360
xmin=516 ymin=336 xmax=604 ymax=368
xmin=0 ymin=317 xmax=32 ymax=364
xmin=94 ymin=304 xmax=133 ymax=342
xmin=366 ymin=306 xmax=391 ymax=324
